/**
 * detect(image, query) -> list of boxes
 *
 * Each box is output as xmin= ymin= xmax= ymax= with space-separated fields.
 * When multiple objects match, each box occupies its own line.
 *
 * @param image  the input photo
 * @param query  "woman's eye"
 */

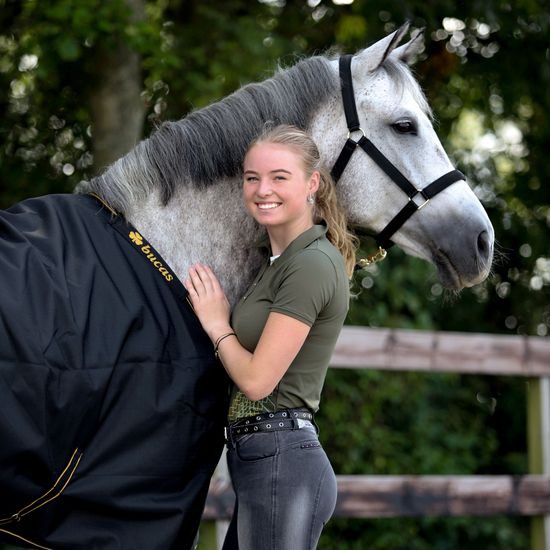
xmin=392 ymin=120 xmax=417 ymax=135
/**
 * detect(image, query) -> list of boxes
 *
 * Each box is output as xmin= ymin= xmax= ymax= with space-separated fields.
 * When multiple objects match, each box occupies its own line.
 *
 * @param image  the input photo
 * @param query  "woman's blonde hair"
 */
xmin=246 ymin=124 xmax=358 ymax=277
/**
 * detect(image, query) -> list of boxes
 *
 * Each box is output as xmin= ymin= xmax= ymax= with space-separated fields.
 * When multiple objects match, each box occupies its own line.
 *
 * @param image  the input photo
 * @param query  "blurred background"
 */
xmin=0 ymin=0 xmax=548 ymax=548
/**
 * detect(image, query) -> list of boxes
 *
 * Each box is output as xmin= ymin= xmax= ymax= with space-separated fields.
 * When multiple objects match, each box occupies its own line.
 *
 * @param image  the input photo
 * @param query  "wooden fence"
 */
xmin=200 ymin=326 xmax=550 ymax=549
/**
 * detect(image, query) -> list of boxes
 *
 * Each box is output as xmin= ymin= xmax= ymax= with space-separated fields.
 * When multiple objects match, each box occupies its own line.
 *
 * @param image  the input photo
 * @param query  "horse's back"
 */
xmin=0 ymin=194 xmax=228 ymax=549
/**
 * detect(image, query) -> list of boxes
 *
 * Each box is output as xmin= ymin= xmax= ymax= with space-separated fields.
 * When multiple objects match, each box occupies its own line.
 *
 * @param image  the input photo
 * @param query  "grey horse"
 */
xmin=0 ymin=24 xmax=493 ymax=550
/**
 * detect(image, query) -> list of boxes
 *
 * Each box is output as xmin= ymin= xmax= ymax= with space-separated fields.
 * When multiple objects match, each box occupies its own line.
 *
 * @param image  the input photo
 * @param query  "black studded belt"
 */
xmin=225 ymin=408 xmax=314 ymax=441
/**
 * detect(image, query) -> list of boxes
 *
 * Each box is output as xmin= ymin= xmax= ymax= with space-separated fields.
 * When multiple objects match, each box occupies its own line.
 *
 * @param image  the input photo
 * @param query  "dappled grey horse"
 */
xmin=0 ymin=23 xmax=493 ymax=549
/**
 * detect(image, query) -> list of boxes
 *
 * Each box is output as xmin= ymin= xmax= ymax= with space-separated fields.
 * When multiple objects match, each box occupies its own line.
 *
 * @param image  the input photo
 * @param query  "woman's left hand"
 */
xmin=184 ymin=263 xmax=232 ymax=341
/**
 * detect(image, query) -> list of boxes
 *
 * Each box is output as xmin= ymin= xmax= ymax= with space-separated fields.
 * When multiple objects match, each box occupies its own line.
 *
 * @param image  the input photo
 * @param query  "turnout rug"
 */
xmin=0 ymin=193 xmax=229 ymax=549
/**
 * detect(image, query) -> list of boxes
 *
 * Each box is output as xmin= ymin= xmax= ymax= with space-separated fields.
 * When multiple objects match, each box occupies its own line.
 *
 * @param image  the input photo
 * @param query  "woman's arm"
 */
xmin=184 ymin=263 xmax=310 ymax=401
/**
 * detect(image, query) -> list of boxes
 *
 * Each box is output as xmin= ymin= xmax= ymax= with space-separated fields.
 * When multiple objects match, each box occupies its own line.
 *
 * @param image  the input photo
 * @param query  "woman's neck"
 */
xmin=266 ymin=220 xmax=314 ymax=256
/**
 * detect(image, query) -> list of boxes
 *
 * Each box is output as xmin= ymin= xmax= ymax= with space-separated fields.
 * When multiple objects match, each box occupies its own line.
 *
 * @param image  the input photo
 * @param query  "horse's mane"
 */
xmin=77 ymin=52 xmax=431 ymax=215
xmin=77 ymin=55 xmax=337 ymax=214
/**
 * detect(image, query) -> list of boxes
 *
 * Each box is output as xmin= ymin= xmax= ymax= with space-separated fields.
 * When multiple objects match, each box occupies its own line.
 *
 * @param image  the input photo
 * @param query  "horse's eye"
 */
xmin=392 ymin=120 xmax=417 ymax=135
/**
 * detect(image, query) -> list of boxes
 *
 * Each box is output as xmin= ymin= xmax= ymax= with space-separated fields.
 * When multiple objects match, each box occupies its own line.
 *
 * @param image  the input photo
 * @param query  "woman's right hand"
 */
xmin=184 ymin=263 xmax=232 ymax=342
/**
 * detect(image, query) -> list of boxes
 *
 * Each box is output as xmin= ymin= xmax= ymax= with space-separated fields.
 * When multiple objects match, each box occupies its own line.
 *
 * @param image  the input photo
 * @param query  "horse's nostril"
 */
xmin=477 ymin=230 xmax=491 ymax=258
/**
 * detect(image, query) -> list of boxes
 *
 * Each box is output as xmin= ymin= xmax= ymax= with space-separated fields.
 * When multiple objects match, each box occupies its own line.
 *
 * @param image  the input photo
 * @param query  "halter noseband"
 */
xmin=331 ymin=54 xmax=464 ymax=267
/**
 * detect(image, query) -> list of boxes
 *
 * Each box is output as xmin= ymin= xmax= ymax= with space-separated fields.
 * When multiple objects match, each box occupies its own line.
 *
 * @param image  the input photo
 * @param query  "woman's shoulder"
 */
xmin=284 ymin=238 xmax=348 ymax=293
xmin=303 ymin=235 xmax=346 ymax=269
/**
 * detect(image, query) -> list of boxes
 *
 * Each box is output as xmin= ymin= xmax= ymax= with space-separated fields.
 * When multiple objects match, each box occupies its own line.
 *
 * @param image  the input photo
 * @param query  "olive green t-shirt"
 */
xmin=228 ymin=224 xmax=349 ymax=422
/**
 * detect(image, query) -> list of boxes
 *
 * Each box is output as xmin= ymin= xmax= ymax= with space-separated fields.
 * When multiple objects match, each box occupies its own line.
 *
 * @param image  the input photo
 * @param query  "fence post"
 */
xmin=528 ymin=377 xmax=550 ymax=550
xmin=198 ymin=521 xmax=217 ymax=550
xmin=198 ymin=449 xmax=230 ymax=549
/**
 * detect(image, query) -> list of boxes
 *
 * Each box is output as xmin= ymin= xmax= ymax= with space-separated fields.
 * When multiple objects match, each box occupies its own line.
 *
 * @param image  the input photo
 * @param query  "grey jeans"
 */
xmin=222 ymin=421 xmax=337 ymax=550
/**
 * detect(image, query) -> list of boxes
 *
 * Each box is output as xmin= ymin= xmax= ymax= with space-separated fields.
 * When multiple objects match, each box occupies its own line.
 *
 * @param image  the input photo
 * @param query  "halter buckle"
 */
xmin=410 ymin=189 xmax=430 ymax=210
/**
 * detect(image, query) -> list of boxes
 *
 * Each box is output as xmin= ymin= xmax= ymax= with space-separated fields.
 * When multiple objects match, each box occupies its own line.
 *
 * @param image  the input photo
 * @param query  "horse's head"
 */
xmin=311 ymin=24 xmax=494 ymax=290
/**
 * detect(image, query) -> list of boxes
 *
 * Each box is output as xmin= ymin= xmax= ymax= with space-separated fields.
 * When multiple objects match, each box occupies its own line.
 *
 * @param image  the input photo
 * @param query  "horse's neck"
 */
xmin=126 ymin=179 xmax=265 ymax=305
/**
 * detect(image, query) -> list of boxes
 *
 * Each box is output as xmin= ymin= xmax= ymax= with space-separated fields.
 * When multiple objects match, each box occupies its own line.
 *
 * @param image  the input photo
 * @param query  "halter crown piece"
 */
xmin=330 ymin=54 xmax=465 ymax=270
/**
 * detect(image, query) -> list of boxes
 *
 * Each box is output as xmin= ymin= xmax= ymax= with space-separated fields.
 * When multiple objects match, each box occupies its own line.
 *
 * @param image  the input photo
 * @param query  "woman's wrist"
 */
xmin=214 ymin=331 xmax=237 ymax=358
xmin=208 ymin=325 xmax=234 ymax=345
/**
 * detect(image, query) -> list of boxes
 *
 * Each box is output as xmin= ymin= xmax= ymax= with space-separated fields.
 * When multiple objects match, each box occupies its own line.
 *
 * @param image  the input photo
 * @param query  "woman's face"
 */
xmin=242 ymin=142 xmax=319 ymax=232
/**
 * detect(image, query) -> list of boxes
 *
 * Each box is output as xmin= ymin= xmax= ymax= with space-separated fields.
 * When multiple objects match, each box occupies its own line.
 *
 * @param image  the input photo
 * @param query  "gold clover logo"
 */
xmin=129 ymin=231 xmax=144 ymax=246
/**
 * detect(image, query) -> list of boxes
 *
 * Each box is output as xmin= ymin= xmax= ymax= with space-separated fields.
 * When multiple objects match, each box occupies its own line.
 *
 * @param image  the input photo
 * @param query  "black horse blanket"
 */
xmin=0 ymin=193 xmax=229 ymax=549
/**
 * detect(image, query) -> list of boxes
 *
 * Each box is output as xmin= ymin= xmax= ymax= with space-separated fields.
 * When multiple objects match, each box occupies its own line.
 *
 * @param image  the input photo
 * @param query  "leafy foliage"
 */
xmin=1 ymin=0 xmax=548 ymax=548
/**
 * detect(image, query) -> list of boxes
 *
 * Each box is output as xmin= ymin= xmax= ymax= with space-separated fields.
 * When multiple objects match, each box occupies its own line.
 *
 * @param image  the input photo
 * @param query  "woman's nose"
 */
xmin=257 ymin=178 xmax=273 ymax=196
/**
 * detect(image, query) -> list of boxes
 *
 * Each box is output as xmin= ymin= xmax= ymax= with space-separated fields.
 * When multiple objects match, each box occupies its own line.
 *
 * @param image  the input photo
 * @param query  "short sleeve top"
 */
xmin=228 ymin=224 xmax=349 ymax=419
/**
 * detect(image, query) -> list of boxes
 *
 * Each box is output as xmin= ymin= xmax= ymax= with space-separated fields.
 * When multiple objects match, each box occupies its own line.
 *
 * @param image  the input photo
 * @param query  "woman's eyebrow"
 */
xmin=243 ymin=168 xmax=292 ymax=175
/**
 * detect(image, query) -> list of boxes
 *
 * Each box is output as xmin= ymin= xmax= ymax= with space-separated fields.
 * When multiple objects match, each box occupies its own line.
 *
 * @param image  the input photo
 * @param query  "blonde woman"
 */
xmin=185 ymin=124 xmax=357 ymax=549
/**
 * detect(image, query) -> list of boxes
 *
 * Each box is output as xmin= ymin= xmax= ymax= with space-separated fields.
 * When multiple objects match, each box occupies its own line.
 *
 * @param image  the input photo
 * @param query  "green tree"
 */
xmin=1 ymin=1 xmax=548 ymax=548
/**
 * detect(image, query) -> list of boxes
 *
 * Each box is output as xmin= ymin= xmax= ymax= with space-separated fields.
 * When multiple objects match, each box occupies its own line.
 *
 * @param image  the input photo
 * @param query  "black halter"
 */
xmin=331 ymin=54 xmax=464 ymax=259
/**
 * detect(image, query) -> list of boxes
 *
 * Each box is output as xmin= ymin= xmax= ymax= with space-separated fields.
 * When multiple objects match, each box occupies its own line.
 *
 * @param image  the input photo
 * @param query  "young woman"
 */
xmin=184 ymin=125 xmax=357 ymax=549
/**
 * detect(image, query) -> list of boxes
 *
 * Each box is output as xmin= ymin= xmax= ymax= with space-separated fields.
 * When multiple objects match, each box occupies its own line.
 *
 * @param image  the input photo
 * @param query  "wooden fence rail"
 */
xmin=331 ymin=326 xmax=550 ymax=376
xmin=204 ymin=475 xmax=550 ymax=520
xmin=201 ymin=327 xmax=550 ymax=549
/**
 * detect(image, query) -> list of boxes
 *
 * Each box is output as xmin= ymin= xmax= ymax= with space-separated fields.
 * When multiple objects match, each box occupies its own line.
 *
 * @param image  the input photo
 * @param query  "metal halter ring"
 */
xmin=347 ymin=127 xmax=366 ymax=142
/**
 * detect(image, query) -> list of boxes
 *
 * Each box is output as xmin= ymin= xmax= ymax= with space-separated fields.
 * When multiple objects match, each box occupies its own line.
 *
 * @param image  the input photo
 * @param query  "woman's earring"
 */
xmin=307 ymin=194 xmax=315 ymax=204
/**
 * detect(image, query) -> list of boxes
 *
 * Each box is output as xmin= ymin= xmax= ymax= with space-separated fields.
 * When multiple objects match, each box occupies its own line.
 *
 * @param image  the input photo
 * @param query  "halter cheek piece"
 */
xmin=330 ymin=54 xmax=465 ymax=268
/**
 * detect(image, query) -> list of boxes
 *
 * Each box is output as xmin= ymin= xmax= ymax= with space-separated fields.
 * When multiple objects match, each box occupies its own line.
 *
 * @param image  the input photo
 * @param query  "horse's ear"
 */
xmin=392 ymin=28 xmax=425 ymax=65
xmin=357 ymin=22 xmax=411 ymax=72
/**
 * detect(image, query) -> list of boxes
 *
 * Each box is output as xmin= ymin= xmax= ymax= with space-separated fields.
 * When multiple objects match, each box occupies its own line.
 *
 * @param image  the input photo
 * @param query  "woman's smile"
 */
xmin=256 ymin=202 xmax=282 ymax=210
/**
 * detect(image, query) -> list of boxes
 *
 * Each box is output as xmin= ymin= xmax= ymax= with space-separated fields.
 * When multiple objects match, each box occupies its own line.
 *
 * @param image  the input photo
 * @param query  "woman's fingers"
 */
xmin=191 ymin=264 xmax=221 ymax=294
xmin=183 ymin=278 xmax=197 ymax=296
xmin=188 ymin=265 xmax=209 ymax=293
xmin=203 ymin=265 xmax=226 ymax=295
xmin=186 ymin=264 xmax=224 ymax=300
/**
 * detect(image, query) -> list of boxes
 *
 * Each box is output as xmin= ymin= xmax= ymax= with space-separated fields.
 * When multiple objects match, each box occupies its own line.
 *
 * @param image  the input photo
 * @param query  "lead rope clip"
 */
xmin=356 ymin=246 xmax=387 ymax=269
